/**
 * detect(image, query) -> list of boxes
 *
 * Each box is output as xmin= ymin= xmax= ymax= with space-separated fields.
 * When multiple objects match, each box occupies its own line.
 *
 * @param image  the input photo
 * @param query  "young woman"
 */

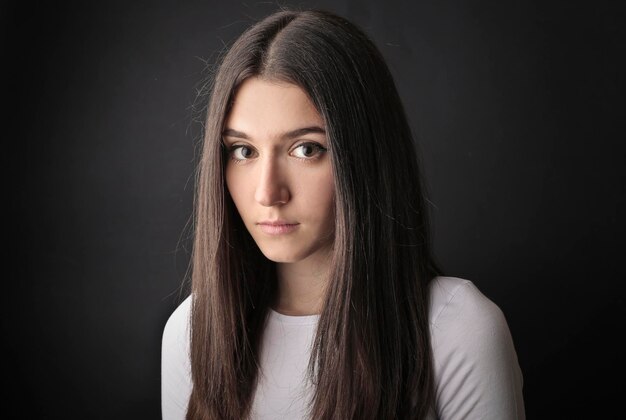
xmin=162 ymin=9 xmax=525 ymax=420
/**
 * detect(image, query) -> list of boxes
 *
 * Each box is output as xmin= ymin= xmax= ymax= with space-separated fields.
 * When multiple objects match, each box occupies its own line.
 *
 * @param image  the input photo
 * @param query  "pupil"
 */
xmin=304 ymin=145 xmax=313 ymax=156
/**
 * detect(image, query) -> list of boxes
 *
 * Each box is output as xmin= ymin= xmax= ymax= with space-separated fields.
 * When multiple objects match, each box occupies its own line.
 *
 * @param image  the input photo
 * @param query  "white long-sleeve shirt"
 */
xmin=161 ymin=276 xmax=525 ymax=419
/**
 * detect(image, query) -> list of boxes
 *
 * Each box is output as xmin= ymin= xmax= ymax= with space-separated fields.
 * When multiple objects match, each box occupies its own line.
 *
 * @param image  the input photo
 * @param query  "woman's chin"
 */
xmin=259 ymin=249 xmax=301 ymax=263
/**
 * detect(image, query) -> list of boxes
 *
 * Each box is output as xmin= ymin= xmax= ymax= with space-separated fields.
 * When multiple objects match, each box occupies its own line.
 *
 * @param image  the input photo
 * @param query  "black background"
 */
xmin=5 ymin=0 xmax=624 ymax=418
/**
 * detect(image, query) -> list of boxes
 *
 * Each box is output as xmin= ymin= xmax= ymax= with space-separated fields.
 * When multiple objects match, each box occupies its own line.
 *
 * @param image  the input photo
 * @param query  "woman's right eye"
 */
xmin=230 ymin=145 xmax=255 ymax=161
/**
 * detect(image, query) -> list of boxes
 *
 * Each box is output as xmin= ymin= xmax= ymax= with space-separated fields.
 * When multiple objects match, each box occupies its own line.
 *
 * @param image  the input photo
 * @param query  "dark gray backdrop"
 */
xmin=5 ymin=0 xmax=624 ymax=418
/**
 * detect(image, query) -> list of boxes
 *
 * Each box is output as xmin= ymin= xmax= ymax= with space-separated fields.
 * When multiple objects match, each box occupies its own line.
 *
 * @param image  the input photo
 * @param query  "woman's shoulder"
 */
xmin=162 ymin=295 xmax=192 ymax=346
xmin=427 ymin=275 xmax=518 ymax=381
xmin=427 ymin=276 xmax=525 ymax=419
xmin=162 ymin=295 xmax=193 ymax=419
xmin=428 ymin=276 xmax=504 ymax=329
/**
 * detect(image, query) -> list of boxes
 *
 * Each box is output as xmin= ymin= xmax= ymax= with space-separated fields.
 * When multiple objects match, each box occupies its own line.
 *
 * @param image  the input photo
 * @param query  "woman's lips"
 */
xmin=258 ymin=222 xmax=299 ymax=235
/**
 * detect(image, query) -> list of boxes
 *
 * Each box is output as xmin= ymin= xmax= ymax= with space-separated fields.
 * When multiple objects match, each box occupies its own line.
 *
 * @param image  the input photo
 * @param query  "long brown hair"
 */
xmin=188 ymin=9 xmax=442 ymax=419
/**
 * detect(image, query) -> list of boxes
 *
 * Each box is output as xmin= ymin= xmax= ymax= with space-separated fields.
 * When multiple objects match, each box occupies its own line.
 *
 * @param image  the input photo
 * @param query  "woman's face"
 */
xmin=223 ymin=77 xmax=335 ymax=264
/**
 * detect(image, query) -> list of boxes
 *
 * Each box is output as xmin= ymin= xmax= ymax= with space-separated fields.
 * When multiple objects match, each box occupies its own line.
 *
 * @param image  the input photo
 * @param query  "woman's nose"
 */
xmin=254 ymin=156 xmax=290 ymax=207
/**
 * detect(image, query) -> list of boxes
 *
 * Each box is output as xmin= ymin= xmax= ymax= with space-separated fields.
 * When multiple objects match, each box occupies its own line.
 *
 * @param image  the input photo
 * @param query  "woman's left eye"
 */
xmin=292 ymin=143 xmax=327 ymax=159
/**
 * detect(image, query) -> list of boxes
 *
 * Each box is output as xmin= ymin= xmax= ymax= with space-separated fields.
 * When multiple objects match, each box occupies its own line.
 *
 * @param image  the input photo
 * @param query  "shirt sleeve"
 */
xmin=161 ymin=296 xmax=193 ymax=420
xmin=430 ymin=278 xmax=525 ymax=420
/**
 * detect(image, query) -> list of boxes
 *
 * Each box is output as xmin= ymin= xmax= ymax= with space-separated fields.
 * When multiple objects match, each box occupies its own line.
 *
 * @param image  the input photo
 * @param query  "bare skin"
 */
xmin=223 ymin=77 xmax=335 ymax=316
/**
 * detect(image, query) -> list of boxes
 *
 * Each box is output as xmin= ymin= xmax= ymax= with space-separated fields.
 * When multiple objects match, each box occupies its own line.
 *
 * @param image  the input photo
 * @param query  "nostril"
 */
xmin=255 ymin=185 xmax=289 ymax=206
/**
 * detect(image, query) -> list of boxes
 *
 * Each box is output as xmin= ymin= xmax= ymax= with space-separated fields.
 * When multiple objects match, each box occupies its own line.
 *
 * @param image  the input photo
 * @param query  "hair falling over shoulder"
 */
xmin=187 ymin=8 xmax=443 ymax=420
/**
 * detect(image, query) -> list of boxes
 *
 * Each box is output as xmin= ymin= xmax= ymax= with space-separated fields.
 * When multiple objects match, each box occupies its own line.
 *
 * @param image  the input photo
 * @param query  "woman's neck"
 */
xmin=273 ymin=250 xmax=331 ymax=316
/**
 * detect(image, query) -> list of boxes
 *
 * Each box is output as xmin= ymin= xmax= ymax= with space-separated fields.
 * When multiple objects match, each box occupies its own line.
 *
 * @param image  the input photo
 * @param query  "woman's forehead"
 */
xmin=224 ymin=77 xmax=325 ymax=141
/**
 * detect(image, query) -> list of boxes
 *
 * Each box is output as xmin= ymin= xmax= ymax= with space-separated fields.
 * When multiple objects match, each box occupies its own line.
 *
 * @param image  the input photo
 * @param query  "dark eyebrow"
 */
xmin=222 ymin=126 xmax=326 ymax=141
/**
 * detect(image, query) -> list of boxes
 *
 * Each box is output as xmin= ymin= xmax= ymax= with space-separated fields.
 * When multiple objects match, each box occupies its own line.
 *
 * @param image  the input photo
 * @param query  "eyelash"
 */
xmin=226 ymin=142 xmax=328 ymax=164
